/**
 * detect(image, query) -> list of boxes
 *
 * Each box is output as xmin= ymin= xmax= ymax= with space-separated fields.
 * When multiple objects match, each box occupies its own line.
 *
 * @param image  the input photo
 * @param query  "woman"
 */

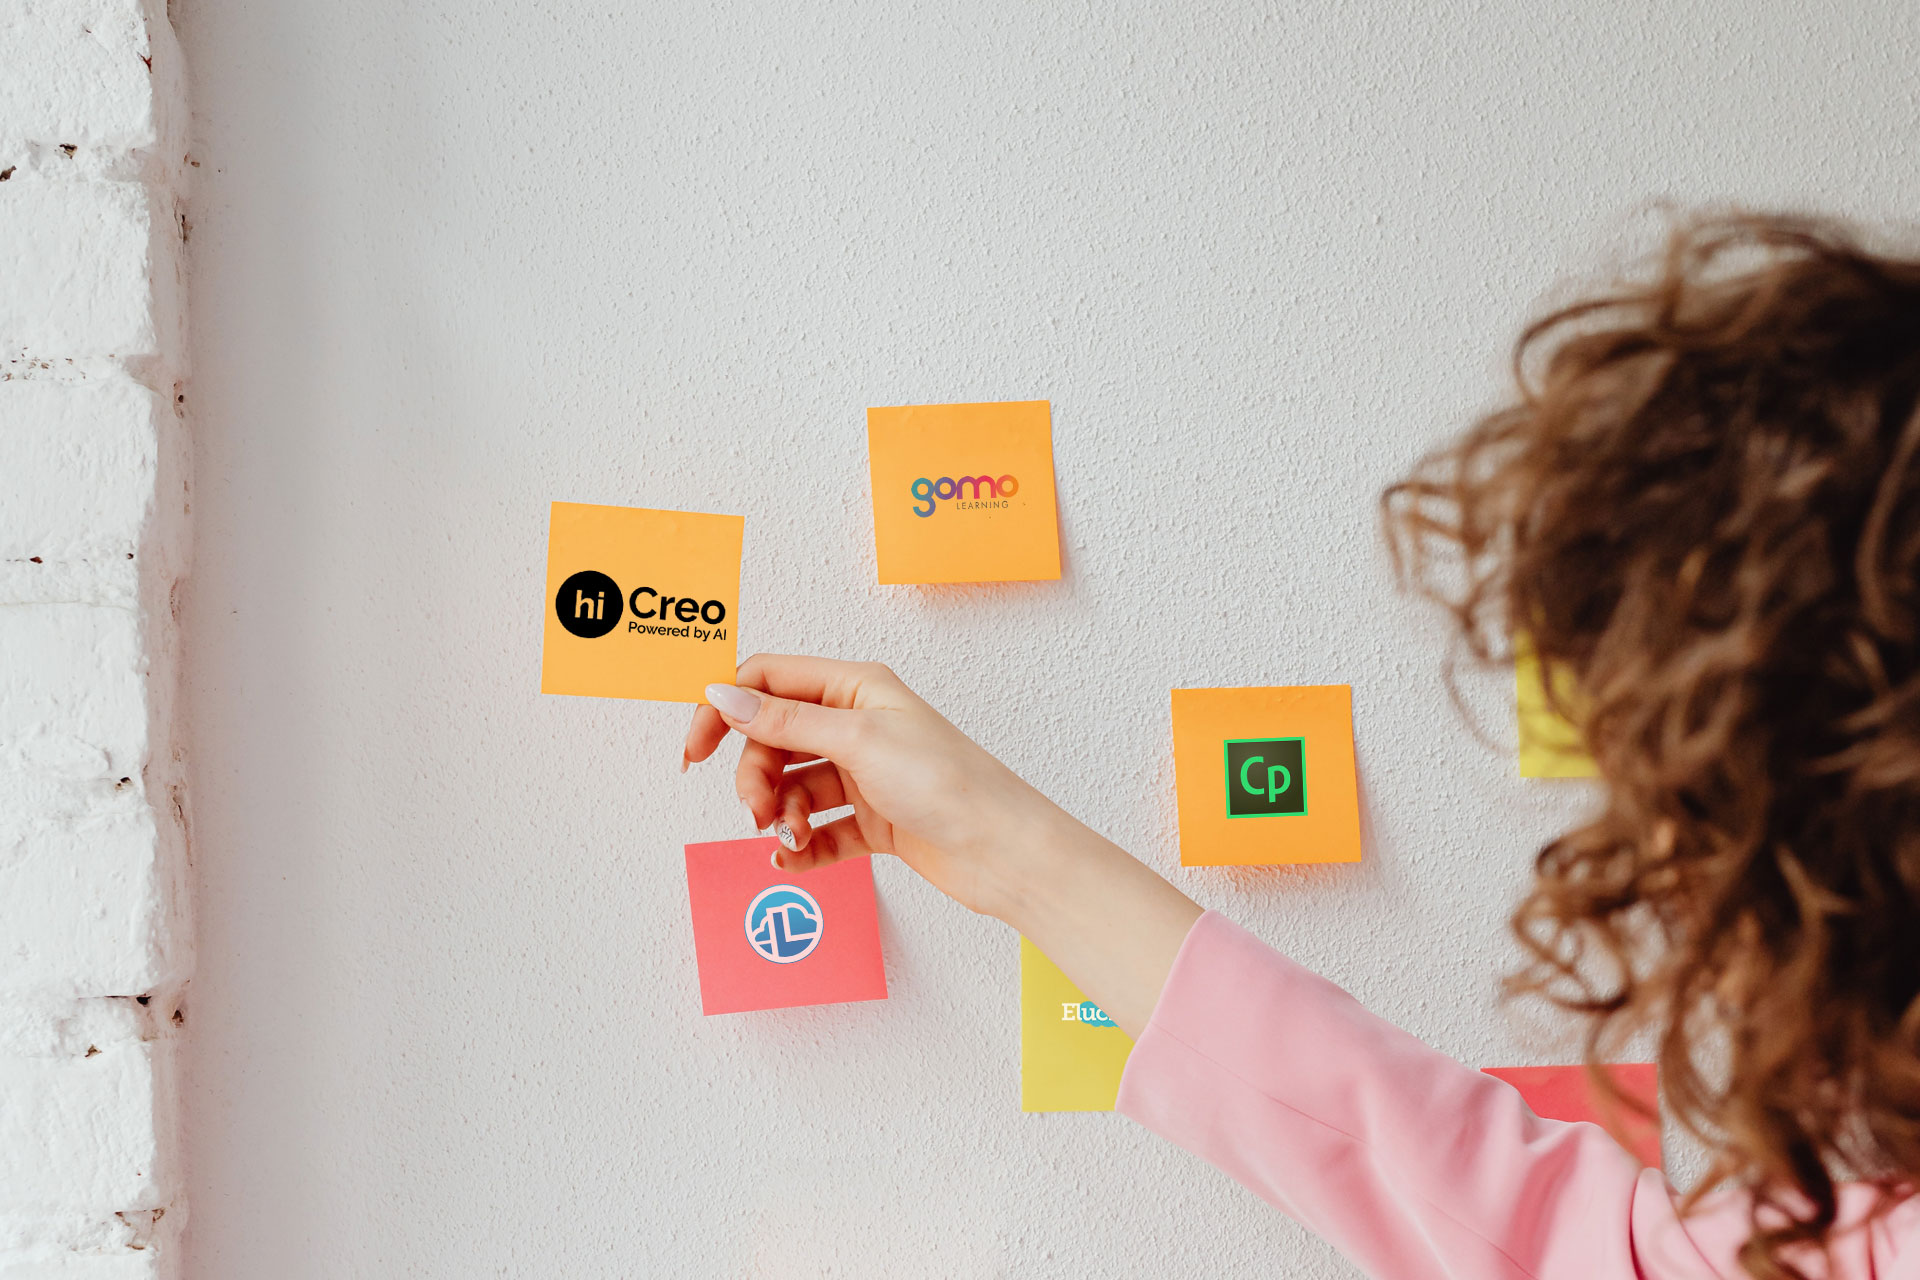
xmin=684 ymin=216 xmax=1920 ymax=1279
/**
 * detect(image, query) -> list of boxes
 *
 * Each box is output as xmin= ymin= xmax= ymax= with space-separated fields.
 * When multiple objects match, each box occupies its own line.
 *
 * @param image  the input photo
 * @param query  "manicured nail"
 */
xmin=678 ymin=752 xmax=689 ymax=774
xmin=769 ymin=847 xmax=784 ymax=870
xmin=776 ymin=822 xmax=798 ymax=852
xmin=705 ymin=683 xmax=761 ymax=722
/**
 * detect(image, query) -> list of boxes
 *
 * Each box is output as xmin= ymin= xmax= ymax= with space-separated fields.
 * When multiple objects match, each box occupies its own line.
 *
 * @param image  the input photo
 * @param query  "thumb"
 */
xmin=704 ymin=682 xmax=860 ymax=758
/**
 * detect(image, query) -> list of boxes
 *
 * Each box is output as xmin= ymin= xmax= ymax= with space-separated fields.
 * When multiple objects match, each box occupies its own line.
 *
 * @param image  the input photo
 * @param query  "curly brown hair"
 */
xmin=1384 ymin=213 xmax=1920 ymax=1279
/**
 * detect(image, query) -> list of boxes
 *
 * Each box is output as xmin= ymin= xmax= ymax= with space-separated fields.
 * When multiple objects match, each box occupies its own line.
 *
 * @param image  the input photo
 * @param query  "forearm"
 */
xmin=986 ymin=795 xmax=1202 ymax=1038
xmin=692 ymin=662 xmax=1200 ymax=1035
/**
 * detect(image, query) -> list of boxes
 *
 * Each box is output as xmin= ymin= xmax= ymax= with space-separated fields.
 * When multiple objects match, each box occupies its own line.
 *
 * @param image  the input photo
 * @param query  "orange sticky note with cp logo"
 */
xmin=1170 ymin=685 xmax=1363 ymax=866
xmin=865 ymin=400 xmax=1063 ymax=585
xmin=540 ymin=501 xmax=743 ymax=704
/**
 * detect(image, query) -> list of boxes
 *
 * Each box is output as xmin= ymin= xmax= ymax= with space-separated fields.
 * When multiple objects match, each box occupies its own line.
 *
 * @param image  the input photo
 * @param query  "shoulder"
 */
xmin=1631 ymin=1178 xmax=1920 ymax=1280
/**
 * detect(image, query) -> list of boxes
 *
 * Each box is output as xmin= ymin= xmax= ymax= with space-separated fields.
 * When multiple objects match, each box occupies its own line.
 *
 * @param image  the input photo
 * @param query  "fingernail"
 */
xmin=678 ymin=752 xmax=689 ymax=774
xmin=769 ymin=847 xmax=784 ymax=871
xmin=705 ymin=683 xmax=761 ymax=722
xmin=776 ymin=822 xmax=798 ymax=852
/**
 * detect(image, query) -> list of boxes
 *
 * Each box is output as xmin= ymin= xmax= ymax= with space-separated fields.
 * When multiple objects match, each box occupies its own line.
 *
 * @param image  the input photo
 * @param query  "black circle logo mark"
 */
xmin=555 ymin=570 xmax=623 ymax=638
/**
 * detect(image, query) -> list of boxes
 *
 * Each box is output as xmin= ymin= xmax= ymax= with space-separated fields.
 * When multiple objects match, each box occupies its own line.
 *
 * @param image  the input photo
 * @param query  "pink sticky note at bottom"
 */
xmin=683 ymin=837 xmax=888 ymax=1015
xmin=1482 ymin=1063 xmax=1662 ymax=1169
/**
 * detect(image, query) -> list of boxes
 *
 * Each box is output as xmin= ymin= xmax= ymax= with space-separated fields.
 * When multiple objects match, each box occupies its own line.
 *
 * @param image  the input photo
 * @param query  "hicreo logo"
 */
xmin=744 ymin=885 xmax=823 ymax=963
xmin=910 ymin=473 xmax=1020 ymax=518
xmin=1224 ymin=738 xmax=1307 ymax=817
xmin=553 ymin=569 xmax=729 ymax=641
xmin=555 ymin=570 xmax=623 ymax=638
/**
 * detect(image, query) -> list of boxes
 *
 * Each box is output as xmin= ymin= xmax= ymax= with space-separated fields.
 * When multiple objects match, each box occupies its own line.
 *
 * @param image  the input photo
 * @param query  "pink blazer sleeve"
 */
xmin=1114 ymin=912 xmax=1911 ymax=1280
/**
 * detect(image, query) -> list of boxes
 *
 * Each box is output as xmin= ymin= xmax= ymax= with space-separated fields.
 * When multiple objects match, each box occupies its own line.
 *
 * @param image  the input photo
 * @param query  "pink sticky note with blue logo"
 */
xmin=682 ymin=838 xmax=888 ymax=1015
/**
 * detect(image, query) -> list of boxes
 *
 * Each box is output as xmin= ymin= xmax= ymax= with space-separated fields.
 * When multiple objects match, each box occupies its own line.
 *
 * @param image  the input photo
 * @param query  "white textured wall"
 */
xmin=177 ymin=2 xmax=1920 ymax=1276
xmin=0 ymin=0 xmax=192 ymax=1275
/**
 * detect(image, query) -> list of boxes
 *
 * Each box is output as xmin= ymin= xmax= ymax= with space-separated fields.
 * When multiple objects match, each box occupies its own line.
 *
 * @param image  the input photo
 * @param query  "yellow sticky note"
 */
xmin=865 ymin=400 xmax=1062 ymax=584
xmin=1170 ymin=685 xmax=1363 ymax=866
xmin=540 ymin=501 xmax=743 ymax=704
xmin=1020 ymin=938 xmax=1132 ymax=1112
xmin=1516 ymin=636 xmax=1597 ymax=778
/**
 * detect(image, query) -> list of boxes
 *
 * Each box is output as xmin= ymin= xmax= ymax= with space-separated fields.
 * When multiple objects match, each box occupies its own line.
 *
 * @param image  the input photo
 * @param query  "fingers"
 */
xmin=770 ymin=761 xmax=850 ymax=851
xmin=704 ymin=682 xmax=864 ymax=761
xmin=682 ymin=653 xmax=904 ymax=773
xmin=683 ymin=704 xmax=817 ymax=772
xmin=683 ymin=704 xmax=731 ymax=769
xmin=736 ymin=738 xmax=789 ymax=829
xmin=771 ymin=811 xmax=875 ymax=875
xmin=683 ymin=684 xmax=843 ymax=778
xmin=734 ymin=654 xmax=896 ymax=709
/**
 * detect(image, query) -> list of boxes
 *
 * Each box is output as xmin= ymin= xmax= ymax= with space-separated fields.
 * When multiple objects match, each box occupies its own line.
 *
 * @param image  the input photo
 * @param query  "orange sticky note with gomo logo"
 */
xmin=866 ymin=400 xmax=1062 ymax=584
xmin=1171 ymin=685 xmax=1363 ymax=866
xmin=540 ymin=501 xmax=743 ymax=703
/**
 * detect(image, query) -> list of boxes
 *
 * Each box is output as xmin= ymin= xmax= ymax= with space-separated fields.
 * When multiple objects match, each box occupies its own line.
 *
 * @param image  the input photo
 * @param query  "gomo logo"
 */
xmin=554 ymin=569 xmax=728 ymax=639
xmin=910 ymin=473 xmax=1019 ymax=518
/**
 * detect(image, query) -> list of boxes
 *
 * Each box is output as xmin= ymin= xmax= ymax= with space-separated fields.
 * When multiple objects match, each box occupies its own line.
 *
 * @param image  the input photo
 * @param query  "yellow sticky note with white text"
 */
xmin=1516 ymin=636 xmax=1598 ymax=778
xmin=866 ymin=400 xmax=1062 ymax=584
xmin=1020 ymin=938 xmax=1132 ymax=1112
xmin=540 ymin=501 xmax=743 ymax=704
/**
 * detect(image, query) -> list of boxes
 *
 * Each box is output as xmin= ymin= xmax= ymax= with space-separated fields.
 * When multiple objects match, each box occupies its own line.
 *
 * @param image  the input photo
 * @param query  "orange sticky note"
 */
xmin=541 ymin=501 xmax=743 ymax=704
xmin=1170 ymin=685 xmax=1362 ymax=866
xmin=683 ymin=838 xmax=888 ymax=1016
xmin=865 ymin=400 xmax=1062 ymax=584
xmin=1482 ymin=1064 xmax=1662 ymax=1169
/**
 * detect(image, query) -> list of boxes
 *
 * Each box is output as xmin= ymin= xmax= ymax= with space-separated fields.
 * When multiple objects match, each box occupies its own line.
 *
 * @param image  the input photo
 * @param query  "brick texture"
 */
xmin=0 ymin=3 xmax=160 ymax=154
xmin=0 ymin=0 xmax=190 ymax=1274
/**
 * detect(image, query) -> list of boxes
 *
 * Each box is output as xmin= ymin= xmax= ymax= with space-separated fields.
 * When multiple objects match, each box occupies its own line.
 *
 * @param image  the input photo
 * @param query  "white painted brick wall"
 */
xmin=0 ymin=4 xmax=161 ymax=153
xmin=0 ymin=0 xmax=190 ymax=1275
xmin=2 ymin=1045 xmax=160 ymax=1210
xmin=0 ymin=181 xmax=162 ymax=360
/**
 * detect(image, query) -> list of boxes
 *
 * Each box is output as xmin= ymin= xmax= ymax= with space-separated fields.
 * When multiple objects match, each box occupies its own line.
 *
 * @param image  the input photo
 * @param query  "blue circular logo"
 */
xmin=744 ymin=885 xmax=823 ymax=964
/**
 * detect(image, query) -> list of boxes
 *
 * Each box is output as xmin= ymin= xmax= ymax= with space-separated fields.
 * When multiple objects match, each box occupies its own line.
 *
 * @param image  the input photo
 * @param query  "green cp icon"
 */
xmin=1224 ymin=738 xmax=1306 ymax=817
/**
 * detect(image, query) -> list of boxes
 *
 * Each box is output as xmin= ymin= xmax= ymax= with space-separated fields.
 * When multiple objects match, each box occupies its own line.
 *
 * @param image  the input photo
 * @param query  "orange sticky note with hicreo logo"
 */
xmin=865 ymin=400 xmax=1062 ymax=584
xmin=1170 ymin=685 xmax=1362 ymax=866
xmin=540 ymin=501 xmax=743 ymax=704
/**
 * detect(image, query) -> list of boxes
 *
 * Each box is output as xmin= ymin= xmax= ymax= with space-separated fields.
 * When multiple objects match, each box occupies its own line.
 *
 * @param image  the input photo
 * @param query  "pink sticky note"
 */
xmin=683 ymin=837 xmax=888 ymax=1015
xmin=1482 ymin=1063 xmax=1662 ymax=1169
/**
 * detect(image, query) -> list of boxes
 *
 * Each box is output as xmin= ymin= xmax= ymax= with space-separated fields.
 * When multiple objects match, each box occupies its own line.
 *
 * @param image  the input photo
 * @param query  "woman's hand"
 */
xmin=682 ymin=654 xmax=1203 ymax=1037
xmin=680 ymin=654 xmax=1053 ymax=917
